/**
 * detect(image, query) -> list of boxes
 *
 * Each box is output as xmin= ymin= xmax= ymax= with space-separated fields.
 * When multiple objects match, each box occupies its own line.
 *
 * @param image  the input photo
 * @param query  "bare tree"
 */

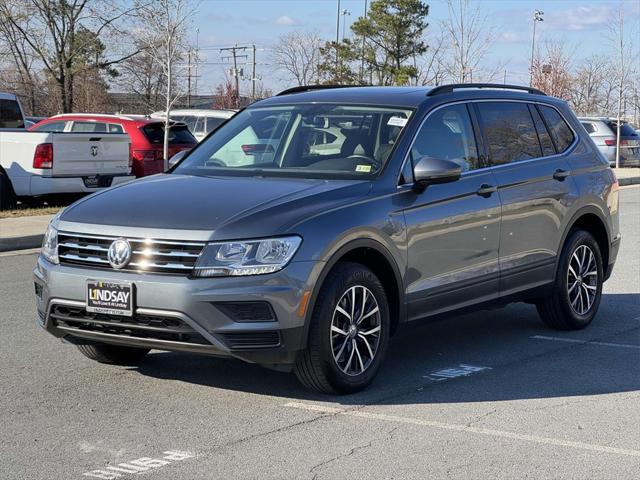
xmin=0 ymin=0 xmax=141 ymax=112
xmin=531 ymin=40 xmax=574 ymax=100
xmin=569 ymin=55 xmax=609 ymax=116
xmin=117 ymin=40 xmax=166 ymax=113
xmin=272 ymin=30 xmax=323 ymax=86
xmin=414 ymin=31 xmax=448 ymax=86
xmin=441 ymin=0 xmax=499 ymax=83
xmin=136 ymin=0 xmax=197 ymax=169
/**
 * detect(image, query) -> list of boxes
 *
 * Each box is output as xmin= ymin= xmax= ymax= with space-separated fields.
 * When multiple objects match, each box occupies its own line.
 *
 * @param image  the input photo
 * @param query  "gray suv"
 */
xmin=34 ymin=84 xmax=620 ymax=393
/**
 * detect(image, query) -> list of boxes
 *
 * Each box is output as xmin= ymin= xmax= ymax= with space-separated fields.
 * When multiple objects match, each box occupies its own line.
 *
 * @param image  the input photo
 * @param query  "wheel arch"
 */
xmin=558 ymin=206 xmax=611 ymax=275
xmin=303 ymin=238 xmax=405 ymax=345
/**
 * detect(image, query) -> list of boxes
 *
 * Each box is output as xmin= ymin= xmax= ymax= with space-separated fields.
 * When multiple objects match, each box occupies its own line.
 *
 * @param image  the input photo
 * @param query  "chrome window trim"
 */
xmin=397 ymin=99 xmax=579 ymax=188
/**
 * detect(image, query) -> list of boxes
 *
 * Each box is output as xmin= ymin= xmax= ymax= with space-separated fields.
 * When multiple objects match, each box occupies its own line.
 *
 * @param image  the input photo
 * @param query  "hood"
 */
xmin=60 ymin=174 xmax=371 ymax=238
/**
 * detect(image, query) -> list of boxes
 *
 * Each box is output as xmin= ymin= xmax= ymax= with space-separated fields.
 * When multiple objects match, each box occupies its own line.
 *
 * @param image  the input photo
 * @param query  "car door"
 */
xmin=474 ymin=101 xmax=579 ymax=296
xmin=400 ymin=103 xmax=502 ymax=320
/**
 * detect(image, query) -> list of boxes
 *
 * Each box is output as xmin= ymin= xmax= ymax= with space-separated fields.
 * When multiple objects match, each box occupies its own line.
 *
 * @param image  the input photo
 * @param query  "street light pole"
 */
xmin=529 ymin=9 xmax=544 ymax=87
xmin=335 ymin=0 xmax=341 ymax=74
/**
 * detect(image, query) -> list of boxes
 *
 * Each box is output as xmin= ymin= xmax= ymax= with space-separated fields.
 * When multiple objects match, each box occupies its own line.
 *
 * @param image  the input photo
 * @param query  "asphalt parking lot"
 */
xmin=1 ymin=186 xmax=638 ymax=480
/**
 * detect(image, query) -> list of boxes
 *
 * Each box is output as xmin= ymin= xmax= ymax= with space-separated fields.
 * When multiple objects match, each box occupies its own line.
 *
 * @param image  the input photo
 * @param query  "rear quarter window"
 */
xmin=539 ymin=105 xmax=575 ymax=152
xmin=32 ymin=121 xmax=67 ymax=132
xmin=581 ymin=122 xmax=596 ymax=134
xmin=142 ymin=123 xmax=197 ymax=144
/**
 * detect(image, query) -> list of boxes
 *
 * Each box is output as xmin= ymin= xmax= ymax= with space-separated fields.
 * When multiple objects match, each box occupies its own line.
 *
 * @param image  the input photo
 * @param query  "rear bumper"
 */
xmin=28 ymin=175 xmax=135 ymax=196
xmin=605 ymin=234 xmax=621 ymax=281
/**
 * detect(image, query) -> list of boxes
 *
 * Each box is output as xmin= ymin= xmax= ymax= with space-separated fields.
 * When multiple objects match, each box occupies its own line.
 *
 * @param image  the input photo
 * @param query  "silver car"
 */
xmin=579 ymin=117 xmax=640 ymax=167
xmin=35 ymin=84 xmax=620 ymax=393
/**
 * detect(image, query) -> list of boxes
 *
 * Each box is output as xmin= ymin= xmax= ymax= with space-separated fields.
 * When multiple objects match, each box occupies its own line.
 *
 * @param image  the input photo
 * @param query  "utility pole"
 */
xmin=529 ymin=9 xmax=544 ymax=87
xmin=187 ymin=50 xmax=192 ymax=108
xmin=335 ymin=0 xmax=341 ymax=76
xmin=251 ymin=44 xmax=256 ymax=101
xmin=360 ymin=0 xmax=368 ymax=84
xmin=220 ymin=44 xmax=248 ymax=108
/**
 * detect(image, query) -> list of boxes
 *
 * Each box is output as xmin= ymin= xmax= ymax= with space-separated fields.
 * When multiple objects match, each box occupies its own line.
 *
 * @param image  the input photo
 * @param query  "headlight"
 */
xmin=41 ymin=222 xmax=59 ymax=264
xmin=193 ymin=236 xmax=302 ymax=277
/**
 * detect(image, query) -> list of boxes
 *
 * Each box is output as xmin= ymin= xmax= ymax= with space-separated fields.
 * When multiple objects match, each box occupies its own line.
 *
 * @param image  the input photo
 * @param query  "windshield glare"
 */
xmin=174 ymin=104 xmax=412 ymax=179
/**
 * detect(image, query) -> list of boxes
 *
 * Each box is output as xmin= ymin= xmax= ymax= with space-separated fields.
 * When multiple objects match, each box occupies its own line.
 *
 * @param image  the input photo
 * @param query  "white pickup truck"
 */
xmin=0 ymin=92 xmax=134 ymax=209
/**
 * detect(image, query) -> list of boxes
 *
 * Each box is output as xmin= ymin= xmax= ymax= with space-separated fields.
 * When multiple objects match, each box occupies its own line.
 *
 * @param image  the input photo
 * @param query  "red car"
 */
xmin=30 ymin=114 xmax=197 ymax=177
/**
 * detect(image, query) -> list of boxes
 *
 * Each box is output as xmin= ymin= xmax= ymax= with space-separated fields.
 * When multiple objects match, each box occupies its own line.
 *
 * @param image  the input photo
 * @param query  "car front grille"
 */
xmin=57 ymin=232 xmax=204 ymax=275
xmin=49 ymin=304 xmax=211 ymax=346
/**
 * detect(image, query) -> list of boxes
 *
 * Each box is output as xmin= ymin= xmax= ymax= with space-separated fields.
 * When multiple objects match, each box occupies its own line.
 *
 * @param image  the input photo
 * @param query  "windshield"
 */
xmin=174 ymin=104 xmax=413 ymax=179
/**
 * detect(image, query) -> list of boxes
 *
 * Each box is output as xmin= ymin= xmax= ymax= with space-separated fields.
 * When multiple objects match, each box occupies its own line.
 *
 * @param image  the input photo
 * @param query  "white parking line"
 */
xmin=284 ymin=402 xmax=640 ymax=458
xmin=0 ymin=247 xmax=41 ymax=257
xmin=423 ymin=364 xmax=492 ymax=381
xmin=531 ymin=335 xmax=640 ymax=350
xmin=82 ymin=450 xmax=195 ymax=479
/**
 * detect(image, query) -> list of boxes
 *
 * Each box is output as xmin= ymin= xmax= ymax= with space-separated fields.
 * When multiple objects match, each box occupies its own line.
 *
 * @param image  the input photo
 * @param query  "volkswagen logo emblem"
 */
xmin=107 ymin=238 xmax=132 ymax=270
xmin=91 ymin=145 xmax=98 ymax=157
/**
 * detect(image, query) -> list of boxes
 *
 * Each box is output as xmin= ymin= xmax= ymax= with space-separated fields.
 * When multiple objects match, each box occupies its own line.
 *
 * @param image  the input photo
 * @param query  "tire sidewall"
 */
xmin=555 ymin=230 xmax=604 ymax=327
xmin=312 ymin=264 xmax=390 ymax=393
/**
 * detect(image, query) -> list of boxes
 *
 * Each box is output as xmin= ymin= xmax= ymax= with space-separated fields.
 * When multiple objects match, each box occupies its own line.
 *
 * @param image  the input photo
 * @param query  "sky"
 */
xmin=190 ymin=0 xmax=640 ymax=95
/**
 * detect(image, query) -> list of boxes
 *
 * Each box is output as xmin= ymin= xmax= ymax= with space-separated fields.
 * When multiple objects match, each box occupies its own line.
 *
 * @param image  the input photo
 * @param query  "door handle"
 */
xmin=476 ymin=184 xmax=497 ymax=197
xmin=553 ymin=169 xmax=571 ymax=181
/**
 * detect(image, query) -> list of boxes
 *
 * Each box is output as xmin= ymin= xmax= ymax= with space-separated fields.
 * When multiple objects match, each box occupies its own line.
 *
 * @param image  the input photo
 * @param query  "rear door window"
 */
xmin=206 ymin=117 xmax=225 ymax=133
xmin=0 ymin=99 xmax=24 ymax=128
xmin=538 ymin=106 xmax=575 ymax=152
xmin=476 ymin=102 xmax=541 ymax=165
xmin=71 ymin=121 xmax=107 ymax=133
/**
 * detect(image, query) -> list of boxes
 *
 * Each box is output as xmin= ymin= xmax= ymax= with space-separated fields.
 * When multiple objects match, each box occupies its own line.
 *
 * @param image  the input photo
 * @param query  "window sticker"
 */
xmin=387 ymin=116 xmax=408 ymax=127
xmin=355 ymin=164 xmax=372 ymax=173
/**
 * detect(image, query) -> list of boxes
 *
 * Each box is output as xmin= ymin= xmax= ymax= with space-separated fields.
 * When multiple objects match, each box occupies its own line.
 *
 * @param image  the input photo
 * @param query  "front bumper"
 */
xmin=33 ymin=256 xmax=321 ymax=367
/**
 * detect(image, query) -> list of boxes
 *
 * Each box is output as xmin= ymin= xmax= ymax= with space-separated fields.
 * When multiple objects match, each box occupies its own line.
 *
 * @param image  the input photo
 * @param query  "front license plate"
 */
xmin=83 ymin=176 xmax=113 ymax=188
xmin=86 ymin=281 xmax=133 ymax=316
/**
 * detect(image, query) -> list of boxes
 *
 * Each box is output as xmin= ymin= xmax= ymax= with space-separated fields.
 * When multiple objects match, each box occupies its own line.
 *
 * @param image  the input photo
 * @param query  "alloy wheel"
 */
xmin=330 ymin=285 xmax=381 ymax=376
xmin=567 ymin=244 xmax=598 ymax=315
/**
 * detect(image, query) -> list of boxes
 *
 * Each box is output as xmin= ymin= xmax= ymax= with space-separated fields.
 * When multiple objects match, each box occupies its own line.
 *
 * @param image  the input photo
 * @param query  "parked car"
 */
xmin=24 ymin=116 xmax=46 ymax=129
xmin=31 ymin=114 xmax=197 ymax=177
xmin=152 ymin=109 xmax=235 ymax=142
xmin=579 ymin=117 xmax=640 ymax=167
xmin=0 ymin=95 xmax=134 ymax=210
xmin=35 ymin=84 xmax=620 ymax=393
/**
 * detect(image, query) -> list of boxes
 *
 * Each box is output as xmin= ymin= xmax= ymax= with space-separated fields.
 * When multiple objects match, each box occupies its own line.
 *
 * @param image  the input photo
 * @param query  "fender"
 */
xmin=301 ymin=237 xmax=406 ymax=345
xmin=555 ymin=204 xmax=611 ymax=274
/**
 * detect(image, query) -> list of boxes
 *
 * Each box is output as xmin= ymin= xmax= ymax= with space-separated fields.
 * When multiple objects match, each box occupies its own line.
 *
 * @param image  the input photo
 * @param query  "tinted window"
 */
xmin=539 ymin=106 xmax=575 ymax=152
xmin=477 ymin=102 xmax=541 ymax=165
xmin=581 ymin=122 xmax=596 ymax=134
xmin=529 ymin=105 xmax=556 ymax=156
xmin=410 ymin=103 xmax=479 ymax=172
xmin=605 ymin=121 xmax=638 ymax=137
xmin=0 ymin=99 xmax=24 ymax=128
xmin=206 ymin=117 xmax=225 ymax=133
xmin=71 ymin=121 xmax=107 ymax=133
xmin=142 ymin=123 xmax=197 ymax=144
xmin=32 ymin=121 xmax=66 ymax=132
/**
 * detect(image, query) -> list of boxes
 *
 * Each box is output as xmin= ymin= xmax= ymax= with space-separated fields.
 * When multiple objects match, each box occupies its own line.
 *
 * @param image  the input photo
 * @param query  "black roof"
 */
xmin=254 ymin=84 xmax=551 ymax=109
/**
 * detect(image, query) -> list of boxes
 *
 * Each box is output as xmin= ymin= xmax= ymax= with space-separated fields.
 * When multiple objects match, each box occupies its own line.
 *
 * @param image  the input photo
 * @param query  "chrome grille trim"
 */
xmin=57 ymin=231 xmax=205 ymax=275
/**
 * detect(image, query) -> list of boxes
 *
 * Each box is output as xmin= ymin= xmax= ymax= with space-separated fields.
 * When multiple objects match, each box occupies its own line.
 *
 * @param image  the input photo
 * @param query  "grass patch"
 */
xmin=0 ymin=206 xmax=62 ymax=219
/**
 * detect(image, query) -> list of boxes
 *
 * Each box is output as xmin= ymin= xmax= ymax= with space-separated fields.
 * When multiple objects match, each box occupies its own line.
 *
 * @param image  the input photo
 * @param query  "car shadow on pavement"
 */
xmin=130 ymin=292 xmax=640 ymax=405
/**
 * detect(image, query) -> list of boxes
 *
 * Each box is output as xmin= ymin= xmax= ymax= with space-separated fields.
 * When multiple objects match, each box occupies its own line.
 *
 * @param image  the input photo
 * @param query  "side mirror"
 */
xmin=168 ymin=149 xmax=190 ymax=169
xmin=412 ymin=156 xmax=462 ymax=192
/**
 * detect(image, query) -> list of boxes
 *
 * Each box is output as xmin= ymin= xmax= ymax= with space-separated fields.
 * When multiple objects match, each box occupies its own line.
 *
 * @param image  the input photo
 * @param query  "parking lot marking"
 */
xmin=284 ymin=402 xmax=640 ymax=458
xmin=423 ymin=364 xmax=492 ymax=381
xmin=0 ymin=248 xmax=41 ymax=257
xmin=531 ymin=335 xmax=640 ymax=350
xmin=82 ymin=450 xmax=195 ymax=478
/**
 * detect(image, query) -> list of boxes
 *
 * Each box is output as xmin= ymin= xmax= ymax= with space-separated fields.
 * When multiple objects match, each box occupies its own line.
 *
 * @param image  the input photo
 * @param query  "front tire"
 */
xmin=294 ymin=262 xmax=390 ymax=394
xmin=76 ymin=343 xmax=150 ymax=365
xmin=536 ymin=229 xmax=604 ymax=330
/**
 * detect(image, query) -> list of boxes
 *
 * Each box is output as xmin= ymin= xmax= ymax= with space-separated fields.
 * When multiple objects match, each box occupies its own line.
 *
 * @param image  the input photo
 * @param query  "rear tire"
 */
xmin=0 ymin=167 xmax=17 ymax=211
xmin=76 ymin=343 xmax=150 ymax=365
xmin=536 ymin=229 xmax=603 ymax=330
xmin=294 ymin=262 xmax=390 ymax=394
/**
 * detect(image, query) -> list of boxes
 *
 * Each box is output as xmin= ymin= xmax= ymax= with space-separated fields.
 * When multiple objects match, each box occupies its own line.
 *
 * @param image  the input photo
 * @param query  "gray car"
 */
xmin=579 ymin=117 xmax=640 ymax=167
xmin=34 ymin=84 xmax=620 ymax=393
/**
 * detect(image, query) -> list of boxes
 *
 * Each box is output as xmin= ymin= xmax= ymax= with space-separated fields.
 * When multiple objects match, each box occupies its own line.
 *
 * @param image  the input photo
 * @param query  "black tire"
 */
xmin=294 ymin=262 xmax=390 ymax=394
xmin=0 ymin=167 xmax=17 ymax=211
xmin=536 ymin=229 xmax=604 ymax=330
xmin=76 ymin=343 xmax=150 ymax=365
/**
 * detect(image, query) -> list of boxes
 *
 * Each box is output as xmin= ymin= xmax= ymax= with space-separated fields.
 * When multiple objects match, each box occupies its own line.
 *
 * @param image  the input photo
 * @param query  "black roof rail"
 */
xmin=427 ymin=83 xmax=546 ymax=97
xmin=276 ymin=85 xmax=359 ymax=96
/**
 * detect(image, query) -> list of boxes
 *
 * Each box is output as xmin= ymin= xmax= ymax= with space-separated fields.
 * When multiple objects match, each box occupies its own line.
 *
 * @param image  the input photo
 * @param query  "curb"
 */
xmin=0 ymin=234 xmax=43 ymax=252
